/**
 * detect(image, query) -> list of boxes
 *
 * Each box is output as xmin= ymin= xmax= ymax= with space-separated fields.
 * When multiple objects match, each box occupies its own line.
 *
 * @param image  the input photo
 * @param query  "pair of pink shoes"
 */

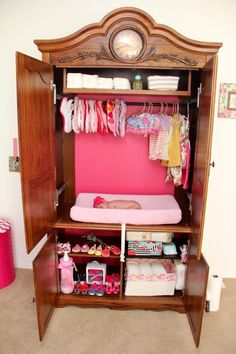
xmin=105 ymin=274 xmax=120 ymax=295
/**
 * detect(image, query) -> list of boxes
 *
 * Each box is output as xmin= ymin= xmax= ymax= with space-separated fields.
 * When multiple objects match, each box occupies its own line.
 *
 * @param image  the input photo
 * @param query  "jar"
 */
xmin=132 ymin=75 xmax=143 ymax=90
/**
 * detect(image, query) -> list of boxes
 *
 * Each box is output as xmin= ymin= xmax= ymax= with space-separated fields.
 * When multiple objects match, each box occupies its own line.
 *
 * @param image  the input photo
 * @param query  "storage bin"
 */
xmin=0 ymin=219 xmax=15 ymax=289
xmin=125 ymin=258 xmax=176 ymax=296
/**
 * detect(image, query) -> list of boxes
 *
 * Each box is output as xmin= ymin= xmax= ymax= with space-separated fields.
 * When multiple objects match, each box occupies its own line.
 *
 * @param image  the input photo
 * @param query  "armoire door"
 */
xmin=33 ymin=232 xmax=59 ymax=341
xmin=191 ymin=58 xmax=217 ymax=259
xmin=16 ymin=52 xmax=56 ymax=253
xmin=184 ymin=251 xmax=209 ymax=347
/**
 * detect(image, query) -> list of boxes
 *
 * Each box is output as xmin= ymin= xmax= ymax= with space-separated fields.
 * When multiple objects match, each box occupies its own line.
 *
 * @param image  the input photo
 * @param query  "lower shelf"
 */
xmin=56 ymin=291 xmax=185 ymax=313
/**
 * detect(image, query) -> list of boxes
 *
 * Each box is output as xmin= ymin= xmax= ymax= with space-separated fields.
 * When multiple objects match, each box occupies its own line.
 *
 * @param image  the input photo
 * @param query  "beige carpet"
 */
xmin=0 ymin=269 xmax=235 ymax=354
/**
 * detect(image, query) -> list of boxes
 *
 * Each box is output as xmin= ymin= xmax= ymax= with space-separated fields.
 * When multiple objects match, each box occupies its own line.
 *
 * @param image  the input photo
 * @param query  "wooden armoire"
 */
xmin=16 ymin=8 xmax=222 ymax=346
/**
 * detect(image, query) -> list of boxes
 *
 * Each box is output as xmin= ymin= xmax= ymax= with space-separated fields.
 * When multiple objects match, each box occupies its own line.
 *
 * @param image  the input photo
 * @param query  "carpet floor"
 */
xmin=0 ymin=269 xmax=235 ymax=354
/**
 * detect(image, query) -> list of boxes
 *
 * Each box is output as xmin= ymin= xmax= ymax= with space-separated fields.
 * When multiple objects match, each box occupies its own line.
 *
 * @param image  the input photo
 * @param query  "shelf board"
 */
xmin=63 ymin=88 xmax=190 ymax=96
xmin=54 ymin=203 xmax=194 ymax=233
xmin=56 ymin=291 xmax=185 ymax=312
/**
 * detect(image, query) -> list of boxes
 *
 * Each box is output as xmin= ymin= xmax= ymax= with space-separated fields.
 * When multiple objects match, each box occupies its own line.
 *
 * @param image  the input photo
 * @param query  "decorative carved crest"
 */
xmin=58 ymin=45 xmax=198 ymax=66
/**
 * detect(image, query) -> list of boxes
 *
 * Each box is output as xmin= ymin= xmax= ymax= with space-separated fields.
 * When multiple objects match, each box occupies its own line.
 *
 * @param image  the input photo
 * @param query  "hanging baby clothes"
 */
xmin=149 ymin=114 xmax=172 ymax=161
xmin=126 ymin=110 xmax=160 ymax=137
xmin=161 ymin=114 xmax=181 ymax=167
xmin=165 ymin=114 xmax=191 ymax=187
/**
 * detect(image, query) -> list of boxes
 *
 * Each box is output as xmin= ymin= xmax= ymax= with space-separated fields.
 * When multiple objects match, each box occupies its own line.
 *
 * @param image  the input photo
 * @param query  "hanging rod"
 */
xmin=124 ymin=100 xmax=196 ymax=107
xmin=56 ymin=94 xmax=197 ymax=106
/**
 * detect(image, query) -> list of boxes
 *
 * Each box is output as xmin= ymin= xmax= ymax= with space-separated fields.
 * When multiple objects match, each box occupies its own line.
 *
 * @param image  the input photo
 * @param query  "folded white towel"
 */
xmin=82 ymin=74 xmax=98 ymax=89
xmin=67 ymin=73 xmax=83 ymax=80
xmin=151 ymin=262 xmax=166 ymax=275
xmin=97 ymin=77 xmax=113 ymax=89
xmin=67 ymin=73 xmax=83 ymax=88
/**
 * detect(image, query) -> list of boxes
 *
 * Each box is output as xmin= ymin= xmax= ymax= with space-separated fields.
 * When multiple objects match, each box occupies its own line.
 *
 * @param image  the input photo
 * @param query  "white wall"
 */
xmin=0 ymin=0 xmax=235 ymax=276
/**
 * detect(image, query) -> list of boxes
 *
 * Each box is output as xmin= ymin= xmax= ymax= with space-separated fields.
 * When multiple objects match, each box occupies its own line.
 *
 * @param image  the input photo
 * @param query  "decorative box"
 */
xmin=128 ymin=241 xmax=162 ymax=256
xmin=86 ymin=261 xmax=106 ymax=284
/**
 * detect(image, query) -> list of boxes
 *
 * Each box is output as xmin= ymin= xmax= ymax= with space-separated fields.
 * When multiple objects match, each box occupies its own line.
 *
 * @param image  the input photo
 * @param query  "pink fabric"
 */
xmin=70 ymin=193 xmax=182 ymax=225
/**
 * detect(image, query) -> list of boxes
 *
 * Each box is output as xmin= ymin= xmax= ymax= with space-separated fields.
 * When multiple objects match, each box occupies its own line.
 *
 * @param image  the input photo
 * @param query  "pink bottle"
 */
xmin=58 ymin=251 xmax=74 ymax=294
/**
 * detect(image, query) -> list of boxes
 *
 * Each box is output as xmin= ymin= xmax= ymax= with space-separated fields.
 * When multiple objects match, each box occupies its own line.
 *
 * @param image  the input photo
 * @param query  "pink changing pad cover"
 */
xmin=70 ymin=193 xmax=182 ymax=225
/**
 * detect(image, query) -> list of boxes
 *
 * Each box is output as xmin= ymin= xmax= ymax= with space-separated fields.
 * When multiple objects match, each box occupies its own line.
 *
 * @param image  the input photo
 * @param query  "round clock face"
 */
xmin=111 ymin=29 xmax=144 ymax=61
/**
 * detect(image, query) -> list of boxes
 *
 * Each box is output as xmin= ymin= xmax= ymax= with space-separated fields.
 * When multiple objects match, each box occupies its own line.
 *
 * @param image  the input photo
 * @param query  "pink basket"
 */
xmin=0 ymin=219 xmax=15 ymax=289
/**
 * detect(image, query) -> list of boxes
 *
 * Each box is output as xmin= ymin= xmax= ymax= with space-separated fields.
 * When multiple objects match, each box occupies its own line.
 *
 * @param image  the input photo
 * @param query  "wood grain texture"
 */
xmin=16 ymin=52 xmax=56 ymax=252
xmin=34 ymin=8 xmax=222 ymax=68
xmin=33 ymin=233 xmax=58 ymax=340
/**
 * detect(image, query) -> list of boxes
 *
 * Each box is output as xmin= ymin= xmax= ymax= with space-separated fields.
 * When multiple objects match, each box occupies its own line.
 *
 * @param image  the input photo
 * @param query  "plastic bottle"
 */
xmin=58 ymin=251 xmax=74 ymax=294
xmin=132 ymin=74 xmax=143 ymax=90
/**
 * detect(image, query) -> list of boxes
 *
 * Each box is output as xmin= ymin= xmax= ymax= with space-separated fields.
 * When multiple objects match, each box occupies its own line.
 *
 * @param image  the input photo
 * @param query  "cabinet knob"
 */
xmin=210 ymin=161 xmax=215 ymax=168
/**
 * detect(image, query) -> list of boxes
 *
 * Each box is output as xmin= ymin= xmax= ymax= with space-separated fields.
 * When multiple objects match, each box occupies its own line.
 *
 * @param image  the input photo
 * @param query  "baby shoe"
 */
xmin=88 ymin=244 xmax=96 ymax=255
xmin=112 ymin=273 xmax=120 ymax=284
xmin=96 ymin=284 xmax=105 ymax=296
xmin=88 ymin=284 xmax=97 ymax=296
xmin=80 ymin=281 xmax=88 ymax=295
xmin=81 ymin=244 xmax=90 ymax=253
xmin=105 ymin=281 xmax=113 ymax=295
xmin=110 ymin=245 xmax=121 ymax=256
xmin=95 ymin=245 xmax=102 ymax=256
xmin=73 ymin=282 xmax=81 ymax=295
xmin=112 ymin=283 xmax=120 ymax=295
xmin=72 ymin=244 xmax=81 ymax=253
xmin=102 ymin=247 xmax=110 ymax=257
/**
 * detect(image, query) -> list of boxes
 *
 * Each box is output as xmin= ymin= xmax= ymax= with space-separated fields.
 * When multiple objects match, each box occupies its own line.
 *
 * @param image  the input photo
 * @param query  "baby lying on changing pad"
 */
xmin=93 ymin=196 xmax=141 ymax=209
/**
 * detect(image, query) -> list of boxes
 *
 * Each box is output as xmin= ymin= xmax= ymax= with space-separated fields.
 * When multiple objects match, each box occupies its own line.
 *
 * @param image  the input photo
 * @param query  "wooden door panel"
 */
xmin=194 ymin=59 xmax=216 ymax=185
xmin=184 ymin=251 xmax=209 ymax=347
xmin=33 ymin=232 xmax=58 ymax=341
xmin=16 ymin=52 xmax=56 ymax=252
xmin=191 ymin=58 xmax=216 ymax=257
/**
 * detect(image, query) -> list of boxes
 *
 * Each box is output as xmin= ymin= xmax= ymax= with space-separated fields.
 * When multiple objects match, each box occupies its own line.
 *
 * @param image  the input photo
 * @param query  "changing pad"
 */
xmin=70 ymin=193 xmax=182 ymax=225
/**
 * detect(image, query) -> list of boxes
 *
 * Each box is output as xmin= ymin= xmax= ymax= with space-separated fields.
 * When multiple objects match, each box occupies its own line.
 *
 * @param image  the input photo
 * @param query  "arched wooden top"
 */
xmin=34 ymin=7 xmax=222 ymax=68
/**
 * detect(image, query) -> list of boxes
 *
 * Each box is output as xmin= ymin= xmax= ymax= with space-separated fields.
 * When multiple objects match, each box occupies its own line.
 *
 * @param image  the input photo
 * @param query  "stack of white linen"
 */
xmin=67 ymin=73 xmax=83 ymax=88
xmin=82 ymin=74 xmax=98 ymax=89
xmin=113 ymin=77 xmax=131 ymax=89
xmin=97 ymin=77 xmax=113 ymax=89
xmin=147 ymin=75 xmax=179 ymax=90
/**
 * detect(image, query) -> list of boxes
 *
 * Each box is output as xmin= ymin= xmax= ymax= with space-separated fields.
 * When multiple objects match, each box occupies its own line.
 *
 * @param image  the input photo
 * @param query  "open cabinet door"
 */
xmin=184 ymin=249 xmax=209 ymax=347
xmin=16 ymin=52 xmax=56 ymax=253
xmin=33 ymin=232 xmax=58 ymax=341
xmin=191 ymin=57 xmax=218 ymax=258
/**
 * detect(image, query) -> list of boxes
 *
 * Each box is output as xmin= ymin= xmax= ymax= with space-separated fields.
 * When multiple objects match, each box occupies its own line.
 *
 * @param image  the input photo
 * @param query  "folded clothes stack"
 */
xmin=67 ymin=73 xmax=83 ymax=88
xmin=147 ymin=75 xmax=179 ymax=90
xmin=97 ymin=77 xmax=113 ymax=89
xmin=113 ymin=77 xmax=131 ymax=89
xmin=82 ymin=74 xmax=99 ymax=89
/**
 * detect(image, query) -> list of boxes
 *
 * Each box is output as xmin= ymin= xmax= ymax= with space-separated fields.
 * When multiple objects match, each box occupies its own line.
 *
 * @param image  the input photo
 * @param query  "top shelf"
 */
xmin=63 ymin=88 xmax=191 ymax=96
xmin=62 ymin=68 xmax=192 ymax=97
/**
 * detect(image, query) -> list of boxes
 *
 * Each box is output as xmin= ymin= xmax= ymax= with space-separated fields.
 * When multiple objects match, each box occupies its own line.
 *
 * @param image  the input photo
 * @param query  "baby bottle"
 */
xmin=132 ymin=74 xmax=143 ymax=90
xmin=58 ymin=250 xmax=74 ymax=294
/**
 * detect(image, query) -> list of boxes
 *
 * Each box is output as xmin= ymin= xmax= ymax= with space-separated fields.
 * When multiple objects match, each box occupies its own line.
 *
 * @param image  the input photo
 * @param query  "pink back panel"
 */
xmin=75 ymin=140 xmax=173 ymax=195
xmin=74 ymin=101 xmax=177 ymax=196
